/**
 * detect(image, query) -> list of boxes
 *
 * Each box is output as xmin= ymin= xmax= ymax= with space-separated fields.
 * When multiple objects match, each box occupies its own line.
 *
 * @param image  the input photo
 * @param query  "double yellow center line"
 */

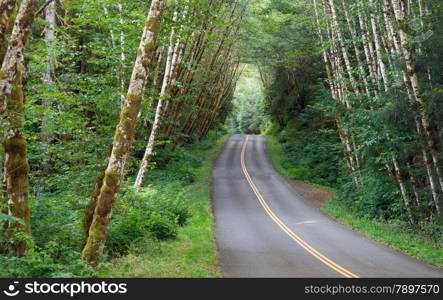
xmin=240 ymin=135 xmax=359 ymax=278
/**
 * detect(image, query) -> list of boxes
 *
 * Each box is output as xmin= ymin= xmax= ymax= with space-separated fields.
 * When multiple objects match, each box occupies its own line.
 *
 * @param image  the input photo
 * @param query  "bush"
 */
xmin=30 ymin=194 xmax=85 ymax=258
xmin=263 ymin=122 xmax=280 ymax=136
xmin=336 ymin=168 xmax=401 ymax=220
xmin=286 ymin=167 xmax=309 ymax=181
xmin=146 ymin=214 xmax=177 ymax=240
xmin=150 ymin=195 xmax=190 ymax=227
xmin=0 ymin=249 xmax=94 ymax=278
xmin=106 ymin=209 xmax=148 ymax=257
xmin=270 ymin=123 xmax=341 ymax=187
xmin=105 ymin=184 xmax=190 ymax=256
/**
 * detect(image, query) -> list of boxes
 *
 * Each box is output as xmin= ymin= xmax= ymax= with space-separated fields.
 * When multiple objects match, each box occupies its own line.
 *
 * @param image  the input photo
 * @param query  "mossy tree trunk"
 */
xmin=0 ymin=0 xmax=17 ymax=65
xmin=82 ymin=172 xmax=104 ymax=238
xmin=3 ymin=73 xmax=31 ymax=256
xmin=0 ymin=0 xmax=39 ymax=256
xmin=82 ymin=0 xmax=168 ymax=266
xmin=0 ymin=0 xmax=17 ymax=116
xmin=134 ymin=8 xmax=184 ymax=190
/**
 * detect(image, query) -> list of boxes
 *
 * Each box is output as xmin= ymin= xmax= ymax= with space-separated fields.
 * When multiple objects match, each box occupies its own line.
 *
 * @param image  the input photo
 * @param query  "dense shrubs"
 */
xmin=0 ymin=249 xmax=95 ymax=278
xmin=269 ymin=117 xmax=442 ymax=239
xmin=0 ymin=184 xmax=190 ymax=277
xmin=30 ymin=195 xmax=85 ymax=259
xmin=0 ymin=132 xmax=225 ymax=277
xmin=146 ymin=214 xmax=178 ymax=240
xmin=272 ymin=122 xmax=342 ymax=187
xmin=269 ymin=122 xmax=409 ymax=221
xmin=338 ymin=170 xmax=399 ymax=220
xmin=106 ymin=184 xmax=189 ymax=256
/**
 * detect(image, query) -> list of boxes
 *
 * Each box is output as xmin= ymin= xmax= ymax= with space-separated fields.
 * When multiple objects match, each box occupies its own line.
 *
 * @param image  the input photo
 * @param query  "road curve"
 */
xmin=212 ymin=134 xmax=443 ymax=278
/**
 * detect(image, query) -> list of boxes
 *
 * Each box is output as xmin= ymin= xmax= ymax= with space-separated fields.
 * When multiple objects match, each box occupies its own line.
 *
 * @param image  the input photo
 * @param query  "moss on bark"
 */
xmin=82 ymin=175 xmax=104 ymax=237
xmin=82 ymin=170 xmax=120 ymax=266
xmin=82 ymin=0 xmax=168 ymax=266
xmin=4 ymin=76 xmax=31 ymax=257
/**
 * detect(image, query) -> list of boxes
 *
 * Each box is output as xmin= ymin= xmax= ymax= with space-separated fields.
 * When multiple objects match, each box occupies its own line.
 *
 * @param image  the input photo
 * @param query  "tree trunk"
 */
xmin=0 ymin=0 xmax=39 ymax=256
xmin=391 ymin=0 xmax=443 ymax=222
xmin=391 ymin=155 xmax=414 ymax=223
xmin=0 ymin=0 xmax=17 ymax=114
xmin=341 ymin=0 xmax=370 ymax=94
xmin=357 ymin=3 xmax=379 ymax=93
xmin=40 ymin=0 xmax=56 ymax=177
xmin=406 ymin=161 xmax=420 ymax=206
xmin=134 ymin=8 xmax=184 ymax=190
xmin=103 ymin=6 xmax=116 ymax=48
xmin=327 ymin=0 xmax=360 ymax=95
xmin=368 ymin=0 xmax=389 ymax=92
xmin=117 ymin=3 xmax=126 ymax=107
xmin=82 ymin=0 xmax=168 ymax=266
xmin=0 ymin=0 xmax=16 ymax=65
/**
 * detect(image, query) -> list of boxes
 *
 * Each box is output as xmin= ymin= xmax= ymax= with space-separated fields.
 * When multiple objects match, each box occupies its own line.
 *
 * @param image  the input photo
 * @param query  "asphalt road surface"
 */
xmin=212 ymin=134 xmax=443 ymax=278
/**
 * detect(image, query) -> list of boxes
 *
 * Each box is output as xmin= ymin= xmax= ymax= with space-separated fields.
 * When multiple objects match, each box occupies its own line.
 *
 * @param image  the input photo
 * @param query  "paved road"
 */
xmin=212 ymin=134 xmax=443 ymax=277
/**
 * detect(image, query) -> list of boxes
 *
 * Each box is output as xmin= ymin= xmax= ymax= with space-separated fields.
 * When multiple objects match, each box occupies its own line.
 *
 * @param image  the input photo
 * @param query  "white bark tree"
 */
xmin=82 ymin=0 xmax=169 ymax=266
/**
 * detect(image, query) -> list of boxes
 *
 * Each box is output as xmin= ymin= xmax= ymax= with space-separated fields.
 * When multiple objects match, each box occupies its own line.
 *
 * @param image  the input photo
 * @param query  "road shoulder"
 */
xmin=263 ymin=134 xmax=443 ymax=269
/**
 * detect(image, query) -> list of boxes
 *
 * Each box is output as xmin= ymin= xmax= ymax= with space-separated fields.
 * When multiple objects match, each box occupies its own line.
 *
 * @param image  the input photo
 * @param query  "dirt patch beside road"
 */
xmin=284 ymin=178 xmax=335 ymax=208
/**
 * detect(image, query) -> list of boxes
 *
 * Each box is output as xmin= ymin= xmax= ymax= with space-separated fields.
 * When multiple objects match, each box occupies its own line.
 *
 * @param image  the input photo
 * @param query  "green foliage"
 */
xmin=0 ymin=249 xmax=95 ymax=278
xmin=339 ymin=170 xmax=399 ymax=220
xmin=106 ymin=184 xmax=189 ymax=256
xmin=266 ymin=118 xmax=342 ymax=187
xmin=262 ymin=121 xmax=279 ymax=136
xmin=1 ymin=130 xmax=227 ymax=277
xmin=101 ymin=134 xmax=227 ymax=277
xmin=323 ymin=199 xmax=443 ymax=268
xmin=146 ymin=214 xmax=178 ymax=240
xmin=30 ymin=195 xmax=85 ymax=258
xmin=21 ymin=0 xmax=158 ymax=199
xmin=0 ymin=213 xmax=25 ymax=225
xmin=227 ymin=65 xmax=269 ymax=134
xmin=285 ymin=167 xmax=309 ymax=181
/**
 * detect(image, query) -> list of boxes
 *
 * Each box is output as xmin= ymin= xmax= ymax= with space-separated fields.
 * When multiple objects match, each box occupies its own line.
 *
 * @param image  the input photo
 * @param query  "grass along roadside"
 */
xmin=264 ymin=134 xmax=443 ymax=268
xmin=100 ymin=135 xmax=228 ymax=277
xmin=322 ymin=200 xmax=443 ymax=268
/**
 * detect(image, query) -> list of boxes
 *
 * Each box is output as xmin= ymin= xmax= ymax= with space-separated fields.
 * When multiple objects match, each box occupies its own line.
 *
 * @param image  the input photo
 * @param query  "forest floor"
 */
xmin=100 ymin=135 xmax=228 ymax=278
xmin=264 ymin=134 xmax=443 ymax=269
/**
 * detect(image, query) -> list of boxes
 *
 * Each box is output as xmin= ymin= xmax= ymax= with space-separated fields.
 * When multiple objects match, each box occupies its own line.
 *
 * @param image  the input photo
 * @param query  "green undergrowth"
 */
xmin=0 ymin=132 xmax=226 ymax=278
xmin=99 ymin=133 xmax=227 ymax=277
xmin=264 ymin=132 xmax=443 ymax=269
xmin=322 ymin=199 xmax=443 ymax=268
xmin=264 ymin=134 xmax=335 ymax=192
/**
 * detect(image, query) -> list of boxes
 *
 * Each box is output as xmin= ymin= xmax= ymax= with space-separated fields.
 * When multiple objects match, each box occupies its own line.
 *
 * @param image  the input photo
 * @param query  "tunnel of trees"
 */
xmin=0 ymin=0 xmax=442 ymax=276
xmin=237 ymin=0 xmax=443 ymax=224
